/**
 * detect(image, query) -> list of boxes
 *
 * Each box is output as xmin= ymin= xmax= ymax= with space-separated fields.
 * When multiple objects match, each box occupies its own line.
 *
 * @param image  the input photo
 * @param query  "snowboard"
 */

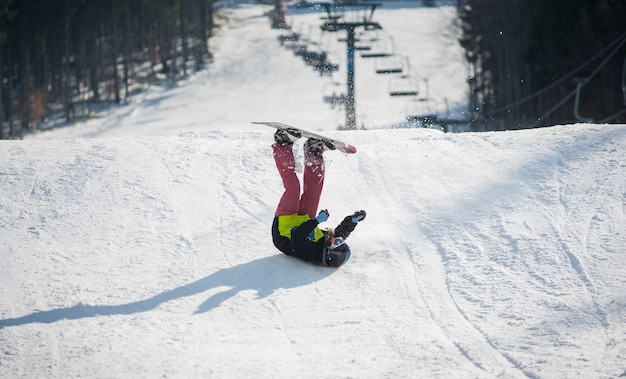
xmin=252 ymin=121 xmax=357 ymax=154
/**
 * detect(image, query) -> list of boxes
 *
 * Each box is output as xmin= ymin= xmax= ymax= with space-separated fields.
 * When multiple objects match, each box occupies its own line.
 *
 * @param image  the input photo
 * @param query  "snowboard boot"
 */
xmin=274 ymin=128 xmax=302 ymax=147
xmin=350 ymin=210 xmax=366 ymax=223
xmin=305 ymin=138 xmax=336 ymax=156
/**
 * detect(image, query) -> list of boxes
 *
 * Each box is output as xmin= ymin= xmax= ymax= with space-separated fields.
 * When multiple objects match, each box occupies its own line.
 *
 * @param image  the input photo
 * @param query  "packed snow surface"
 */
xmin=2 ymin=2 xmax=626 ymax=378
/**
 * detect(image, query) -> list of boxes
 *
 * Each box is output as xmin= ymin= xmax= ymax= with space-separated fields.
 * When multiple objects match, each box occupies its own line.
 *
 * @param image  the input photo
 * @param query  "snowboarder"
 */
xmin=271 ymin=128 xmax=366 ymax=267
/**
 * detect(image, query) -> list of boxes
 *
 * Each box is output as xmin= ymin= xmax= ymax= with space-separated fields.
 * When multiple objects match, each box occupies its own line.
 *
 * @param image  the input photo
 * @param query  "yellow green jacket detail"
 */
xmin=277 ymin=214 xmax=324 ymax=242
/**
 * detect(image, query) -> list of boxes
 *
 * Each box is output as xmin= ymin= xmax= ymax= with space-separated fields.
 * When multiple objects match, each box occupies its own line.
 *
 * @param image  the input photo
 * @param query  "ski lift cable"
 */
xmin=571 ymin=33 xmax=626 ymax=89
xmin=486 ymin=30 xmax=626 ymax=117
xmin=622 ymin=57 xmax=626 ymax=104
xmin=599 ymin=107 xmax=626 ymax=123
xmin=532 ymin=33 xmax=626 ymax=126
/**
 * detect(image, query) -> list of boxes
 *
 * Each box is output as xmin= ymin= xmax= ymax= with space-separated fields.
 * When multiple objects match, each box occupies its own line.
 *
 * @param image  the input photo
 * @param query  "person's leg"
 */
xmin=298 ymin=147 xmax=325 ymax=217
xmin=273 ymin=143 xmax=301 ymax=216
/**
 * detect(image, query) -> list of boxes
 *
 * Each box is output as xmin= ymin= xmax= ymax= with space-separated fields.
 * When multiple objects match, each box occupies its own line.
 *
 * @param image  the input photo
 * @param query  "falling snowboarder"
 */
xmin=270 ymin=127 xmax=366 ymax=267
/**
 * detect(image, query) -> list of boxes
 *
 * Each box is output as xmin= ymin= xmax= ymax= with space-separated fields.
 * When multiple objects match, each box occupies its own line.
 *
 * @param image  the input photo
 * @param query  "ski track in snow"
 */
xmin=1 ymin=2 xmax=626 ymax=378
xmin=2 ymin=125 xmax=626 ymax=378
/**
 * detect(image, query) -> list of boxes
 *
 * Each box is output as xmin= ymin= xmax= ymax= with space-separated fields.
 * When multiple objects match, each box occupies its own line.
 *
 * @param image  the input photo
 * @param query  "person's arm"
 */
xmin=334 ymin=216 xmax=356 ymax=239
xmin=290 ymin=219 xmax=319 ymax=242
xmin=291 ymin=210 xmax=330 ymax=242
xmin=334 ymin=210 xmax=366 ymax=239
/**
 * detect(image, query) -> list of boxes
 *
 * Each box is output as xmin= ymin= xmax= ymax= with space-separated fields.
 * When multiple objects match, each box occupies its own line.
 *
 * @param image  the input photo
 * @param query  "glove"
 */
xmin=351 ymin=210 xmax=366 ymax=223
xmin=315 ymin=209 xmax=329 ymax=223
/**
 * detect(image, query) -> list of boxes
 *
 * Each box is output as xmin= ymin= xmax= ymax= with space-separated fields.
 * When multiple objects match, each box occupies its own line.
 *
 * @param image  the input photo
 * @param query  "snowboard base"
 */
xmin=252 ymin=121 xmax=357 ymax=154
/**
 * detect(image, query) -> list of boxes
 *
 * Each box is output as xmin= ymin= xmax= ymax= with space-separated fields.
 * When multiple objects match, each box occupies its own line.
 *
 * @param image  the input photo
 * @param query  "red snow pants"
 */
xmin=273 ymin=143 xmax=325 ymax=218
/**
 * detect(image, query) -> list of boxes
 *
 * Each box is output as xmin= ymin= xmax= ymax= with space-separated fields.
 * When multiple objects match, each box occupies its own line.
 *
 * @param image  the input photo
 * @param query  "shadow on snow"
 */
xmin=0 ymin=255 xmax=334 ymax=329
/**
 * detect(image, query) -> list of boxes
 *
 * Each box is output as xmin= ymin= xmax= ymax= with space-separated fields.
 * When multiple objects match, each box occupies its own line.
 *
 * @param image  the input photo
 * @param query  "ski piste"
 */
xmin=252 ymin=121 xmax=357 ymax=154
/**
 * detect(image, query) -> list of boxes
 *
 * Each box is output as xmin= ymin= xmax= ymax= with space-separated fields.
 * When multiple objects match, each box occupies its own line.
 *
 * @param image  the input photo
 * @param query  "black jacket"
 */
xmin=272 ymin=217 xmax=326 ymax=264
xmin=272 ymin=215 xmax=357 ymax=265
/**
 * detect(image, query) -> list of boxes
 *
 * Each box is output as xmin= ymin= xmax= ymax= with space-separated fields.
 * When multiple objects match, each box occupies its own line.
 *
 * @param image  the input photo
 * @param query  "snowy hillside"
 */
xmin=3 ymin=125 xmax=626 ymax=378
xmin=26 ymin=1 xmax=466 ymax=138
xmin=2 ymin=2 xmax=626 ymax=379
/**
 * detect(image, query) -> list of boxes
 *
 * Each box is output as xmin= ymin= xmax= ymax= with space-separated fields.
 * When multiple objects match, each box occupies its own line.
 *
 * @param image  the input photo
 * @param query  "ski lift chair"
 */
xmin=302 ymin=49 xmax=328 ymax=66
xmin=293 ymin=42 xmax=309 ymax=56
xmin=405 ymin=94 xmax=432 ymax=115
xmin=315 ymin=59 xmax=339 ymax=76
xmin=360 ymin=33 xmax=395 ymax=58
xmin=389 ymin=74 xmax=419 ymax=97
xmin=339 ymin=34 xmax=374 ymax=51
xmin=354 ymin=39 xmax=372 ymax=51
xmin=351 ymin=29 xmax=380 ymax=51
xmin=319 ymin=51 xmax=340 ymax=73
xmin=322 ymin=82 xmax=348 ymax=109
xmin=404 ymin=93 xmax=438 ymax=126
xmin=302 ymin=28 xmax=332 ymax=64
xmin=278 ymin=31 xmax=300 ymax=45
xmin=375 ymin=55 xmax=404 ymax=74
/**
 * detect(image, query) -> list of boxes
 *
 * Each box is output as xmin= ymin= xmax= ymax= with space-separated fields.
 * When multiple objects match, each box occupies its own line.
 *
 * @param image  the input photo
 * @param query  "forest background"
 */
xmin=0 ymin=0 xmax=625 ymax=138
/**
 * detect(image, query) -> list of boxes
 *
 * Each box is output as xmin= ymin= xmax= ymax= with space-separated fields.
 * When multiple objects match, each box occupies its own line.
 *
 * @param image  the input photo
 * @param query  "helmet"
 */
xmin=324 ymin=237 xmax=351 ymax=267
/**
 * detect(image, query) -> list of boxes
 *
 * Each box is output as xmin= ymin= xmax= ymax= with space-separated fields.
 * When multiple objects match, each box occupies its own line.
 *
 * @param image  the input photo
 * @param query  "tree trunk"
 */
xmin=63 ymin=0 xmax=72 ymax=121
xmin=123 ymin=6 xmax=130 ymax=102
xmin=111 ymin=1 xmax=120 ymax=104
xmin=180 ymin=0 xmax=188 ymax=76
xmin=18 ymin=0 xmax=30 ymax=135
xmin=195 ymin=0 xmax=208 ymax=70
xmin=0 ymin=43 xmax=4 ymax=139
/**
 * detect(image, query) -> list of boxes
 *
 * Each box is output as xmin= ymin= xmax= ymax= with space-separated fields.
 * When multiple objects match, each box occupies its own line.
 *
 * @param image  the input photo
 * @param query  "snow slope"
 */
xmin=2 ymin=2 xmax=626 ymax=378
